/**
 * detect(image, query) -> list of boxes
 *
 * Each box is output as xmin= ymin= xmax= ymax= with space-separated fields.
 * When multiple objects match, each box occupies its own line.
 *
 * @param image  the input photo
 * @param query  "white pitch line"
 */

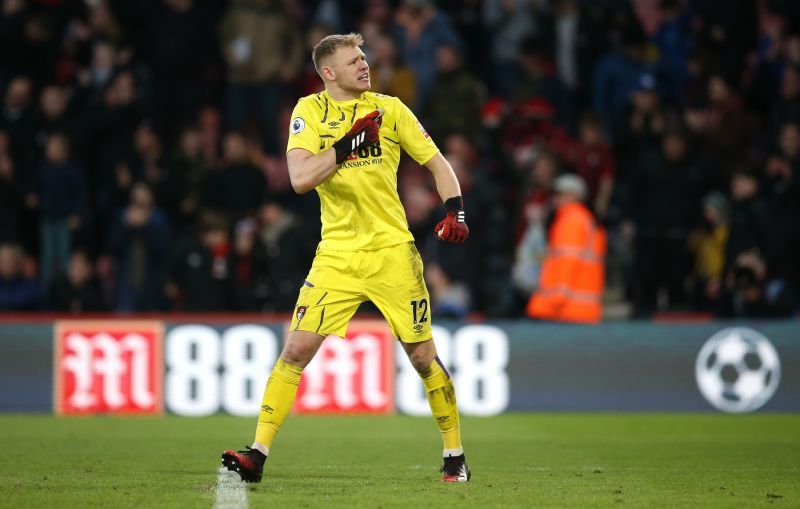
xmin=213 ymin=467 xmax=248 ymax=509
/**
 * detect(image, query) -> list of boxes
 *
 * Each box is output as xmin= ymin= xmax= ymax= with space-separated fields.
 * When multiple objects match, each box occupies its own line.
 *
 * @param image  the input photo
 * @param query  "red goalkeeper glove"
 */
xmin=434 ymin=196 xmax=469 ymax=243
xmin=333 ymin=108 xmax=383 ymax=164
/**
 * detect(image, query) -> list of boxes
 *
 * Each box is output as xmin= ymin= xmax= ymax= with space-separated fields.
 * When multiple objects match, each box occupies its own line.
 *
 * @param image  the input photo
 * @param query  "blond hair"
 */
xmin=312 ymin=33 xmax=364 ymax=76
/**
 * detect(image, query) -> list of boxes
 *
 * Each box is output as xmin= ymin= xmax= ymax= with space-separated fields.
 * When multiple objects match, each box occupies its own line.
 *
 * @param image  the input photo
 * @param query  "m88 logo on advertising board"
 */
xmin=54 ymin=321 xmax=163 ymax=415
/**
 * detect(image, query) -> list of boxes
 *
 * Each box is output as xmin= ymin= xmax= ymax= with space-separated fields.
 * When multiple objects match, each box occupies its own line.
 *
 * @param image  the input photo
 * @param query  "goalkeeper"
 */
xmin=221 ymin=32 xmax=470 ymax=483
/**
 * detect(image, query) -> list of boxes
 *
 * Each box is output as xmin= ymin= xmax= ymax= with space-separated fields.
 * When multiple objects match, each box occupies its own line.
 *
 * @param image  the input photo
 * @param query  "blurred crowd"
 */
xmin=0 ymin=0 xmax=799 ymax=319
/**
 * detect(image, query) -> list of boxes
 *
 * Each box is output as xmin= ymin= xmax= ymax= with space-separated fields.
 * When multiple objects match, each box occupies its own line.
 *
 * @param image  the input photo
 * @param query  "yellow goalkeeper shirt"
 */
xmin=286 ymin=90 xmax=439 ymax=251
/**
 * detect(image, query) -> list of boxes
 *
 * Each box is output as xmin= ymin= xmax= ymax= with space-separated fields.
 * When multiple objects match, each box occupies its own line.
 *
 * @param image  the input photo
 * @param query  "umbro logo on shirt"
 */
xmin=328 ymin=121 xmax=341 ymax=127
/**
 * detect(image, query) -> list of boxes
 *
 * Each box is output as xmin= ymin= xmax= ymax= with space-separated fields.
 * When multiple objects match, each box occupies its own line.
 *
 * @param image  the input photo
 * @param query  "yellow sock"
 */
xmin=254 ymin=358 xmax=303 ymax=449
xmin=420 ymin=356 xmax=462 ymax=453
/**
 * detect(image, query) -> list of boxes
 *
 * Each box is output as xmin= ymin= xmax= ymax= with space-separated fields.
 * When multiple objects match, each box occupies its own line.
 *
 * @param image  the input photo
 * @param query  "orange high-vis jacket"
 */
xmin=526 ymin=202 xmax=606 ymax=324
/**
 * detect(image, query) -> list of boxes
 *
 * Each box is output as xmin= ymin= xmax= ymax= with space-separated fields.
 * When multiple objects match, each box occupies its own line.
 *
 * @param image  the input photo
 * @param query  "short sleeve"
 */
xmin=396 ymin=99 xmax=438 ymax=165
xmin=286 ymin=99 xmax=321 ymax=154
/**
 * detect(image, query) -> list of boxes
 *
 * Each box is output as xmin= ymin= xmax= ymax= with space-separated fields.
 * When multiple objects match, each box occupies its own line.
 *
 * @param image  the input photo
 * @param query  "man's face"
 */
xmin=68 ymin=253 xmax=92 ymax=286
xmin=328 ymin=45 xmax=371 ymax=93
xmin=0 ymin=246 xmax=19 ymax=279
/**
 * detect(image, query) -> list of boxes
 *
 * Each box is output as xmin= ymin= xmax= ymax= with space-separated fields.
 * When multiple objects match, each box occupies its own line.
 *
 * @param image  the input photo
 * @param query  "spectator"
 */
xmin=26 ymin=133 xmax=86 ymax=291
xmin=543 ymin=0 xmax=608 ymax=113
xmin=168 ymin=125 xmax=211 ymax=227
xmin=615 ymin=73 xmax=666 ymax=156
xmin=558 ymin=113 xmax=614 ymax=220
xmin=86 ymin=1 xmax=124 ymax=45
xmin=220 ymin=0 xmax=303 ymax=155
xmin=763 ymin=122 xmax=800 ymax=296
xmin=205 ymin=132 xmax=267 ymax=221
xmin=167 ymin=211 xmax=241 ymax=311
xmin=34 ymin=85 xmax=76 ymax=157
xmin=717 ymin=250 xmax=794 ymax=318
xmin=394 ymin=0 xmax=462 ymax=108
xmin=512 ymin=36 xmax=571 ymax=132
xmin=767 ymin=65 xmax=800 ymax=139
xmin=2 ymin=76 xmax=36 ymax=165
xmin=78 ymin=41 xmax=117 ymax=105
xmin=369 ymin=32 xmax=416 ymax=108
xmin=511 ymin=151 xmax=557 ymax=311
xmin=425 ymin=44 xmax=483 ymax=145
xmin=244 ymin=195 xmax=315 ymax=311
xmin=526 ymin=174 xmax=605 ymax=323
xmin=49 ymin=249 xmax=105 ymax=312
xmin=401 ymin=175 xmax=438 ymax=254
xmin=482 ymin=0 xmax=536 ymax=95
xmin=9 ymin=10 xmax=59 ymax=86
xmin=107 ymin=182 xmax=170 ymax=311
xmin=688 ymin=191 xmax=729 ymax=311
xmin=444 ymin=133 xmax=512 ymax=315
xmin=424 ymin=153 xmax=491 ymax=311
xmin=426 ymin=262 xmax=470 ymax=318
xmin=131 ymin=122 xmax=185 ymax=224
xmin=0 ymin=242 xmax=39 ymax=311
xmin=623 ymin=127 xmax=710 ymax=316
xmin=724 ymin=169 xmax=775 ymax=273
xmin=502 ymin=98 xmax=570 ymax=180
xmin=651 ymin=0 xmax=692 ymax=104
xmin=359 ymin=0 xmax=393 ymax=36
xmin=84 ymin=70 xmax=145 ymax=234
xmin=764 ymin=122 xmax=800 ymax=205
xmin=684 ymin=72 xmax=750 ymax=181
xmin=592 ymin=25 xmax=651 ymax=139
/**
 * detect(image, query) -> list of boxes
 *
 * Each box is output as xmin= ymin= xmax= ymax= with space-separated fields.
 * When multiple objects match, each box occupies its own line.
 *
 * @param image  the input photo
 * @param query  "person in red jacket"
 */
xmin=526 ymin=174 xmax=606 ymax=323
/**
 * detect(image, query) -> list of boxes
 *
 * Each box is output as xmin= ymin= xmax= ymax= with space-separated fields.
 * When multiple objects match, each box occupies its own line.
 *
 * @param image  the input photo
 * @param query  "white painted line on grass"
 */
xmin=213 ymin=467 xmax=248 ymax=509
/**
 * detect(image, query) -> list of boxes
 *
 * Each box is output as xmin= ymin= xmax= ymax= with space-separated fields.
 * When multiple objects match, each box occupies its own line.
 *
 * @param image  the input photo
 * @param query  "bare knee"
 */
xmin=281 ymin=345 xmax=312 ymax=368
xmin=280 ymin=332 xmax=324 ymax=368
xmin=404 ymin=340 xmax=436 ymax=373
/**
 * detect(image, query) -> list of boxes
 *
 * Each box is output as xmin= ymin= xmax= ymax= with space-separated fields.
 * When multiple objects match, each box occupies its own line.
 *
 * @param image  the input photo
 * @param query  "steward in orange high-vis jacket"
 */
xmin=526 ymin=174 xmax=606 ymax=323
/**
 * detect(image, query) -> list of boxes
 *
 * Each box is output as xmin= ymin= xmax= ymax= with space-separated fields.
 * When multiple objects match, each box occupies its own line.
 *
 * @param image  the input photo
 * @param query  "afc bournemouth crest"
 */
xmin=295 ymin=306 xmax=308 ymax=322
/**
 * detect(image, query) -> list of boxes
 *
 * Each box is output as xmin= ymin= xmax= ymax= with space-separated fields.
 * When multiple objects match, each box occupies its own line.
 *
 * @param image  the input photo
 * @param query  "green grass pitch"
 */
xmin=0 ymin=413 xmax=797 ymax=508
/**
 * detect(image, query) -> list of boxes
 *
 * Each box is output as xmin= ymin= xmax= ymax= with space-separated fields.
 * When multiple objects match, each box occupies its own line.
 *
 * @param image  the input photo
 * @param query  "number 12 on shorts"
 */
xmin=410 ymin=299 xmax=428 ymax=324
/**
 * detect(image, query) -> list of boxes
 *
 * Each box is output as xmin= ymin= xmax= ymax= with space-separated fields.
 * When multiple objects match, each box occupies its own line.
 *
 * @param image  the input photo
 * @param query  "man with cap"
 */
xmin=526 ymin=173 xmax=606 ymax=323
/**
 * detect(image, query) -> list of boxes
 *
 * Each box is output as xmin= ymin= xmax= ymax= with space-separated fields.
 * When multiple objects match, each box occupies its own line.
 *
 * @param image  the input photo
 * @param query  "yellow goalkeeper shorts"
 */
xmin=290 ymin=241 xmax=432 ymax=343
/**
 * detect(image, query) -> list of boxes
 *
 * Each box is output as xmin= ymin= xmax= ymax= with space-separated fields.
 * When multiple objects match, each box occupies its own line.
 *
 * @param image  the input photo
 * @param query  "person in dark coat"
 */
xmin=107 ymin=182 xmax=170 ymax=311
xmin=248 ymin=194 xmax=315 ymax=311
xmin=623 ymin=127 xmax=711 ymax=316
xmin=205 ymin=131 xmax=267 ymax=221
xmin=48 ymin=249 xmax=105 ymax=312
xmin=26 ymin=133 xmax=86 ymax=291
xmin=166 ymin=211 xmax=241 ymax=311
